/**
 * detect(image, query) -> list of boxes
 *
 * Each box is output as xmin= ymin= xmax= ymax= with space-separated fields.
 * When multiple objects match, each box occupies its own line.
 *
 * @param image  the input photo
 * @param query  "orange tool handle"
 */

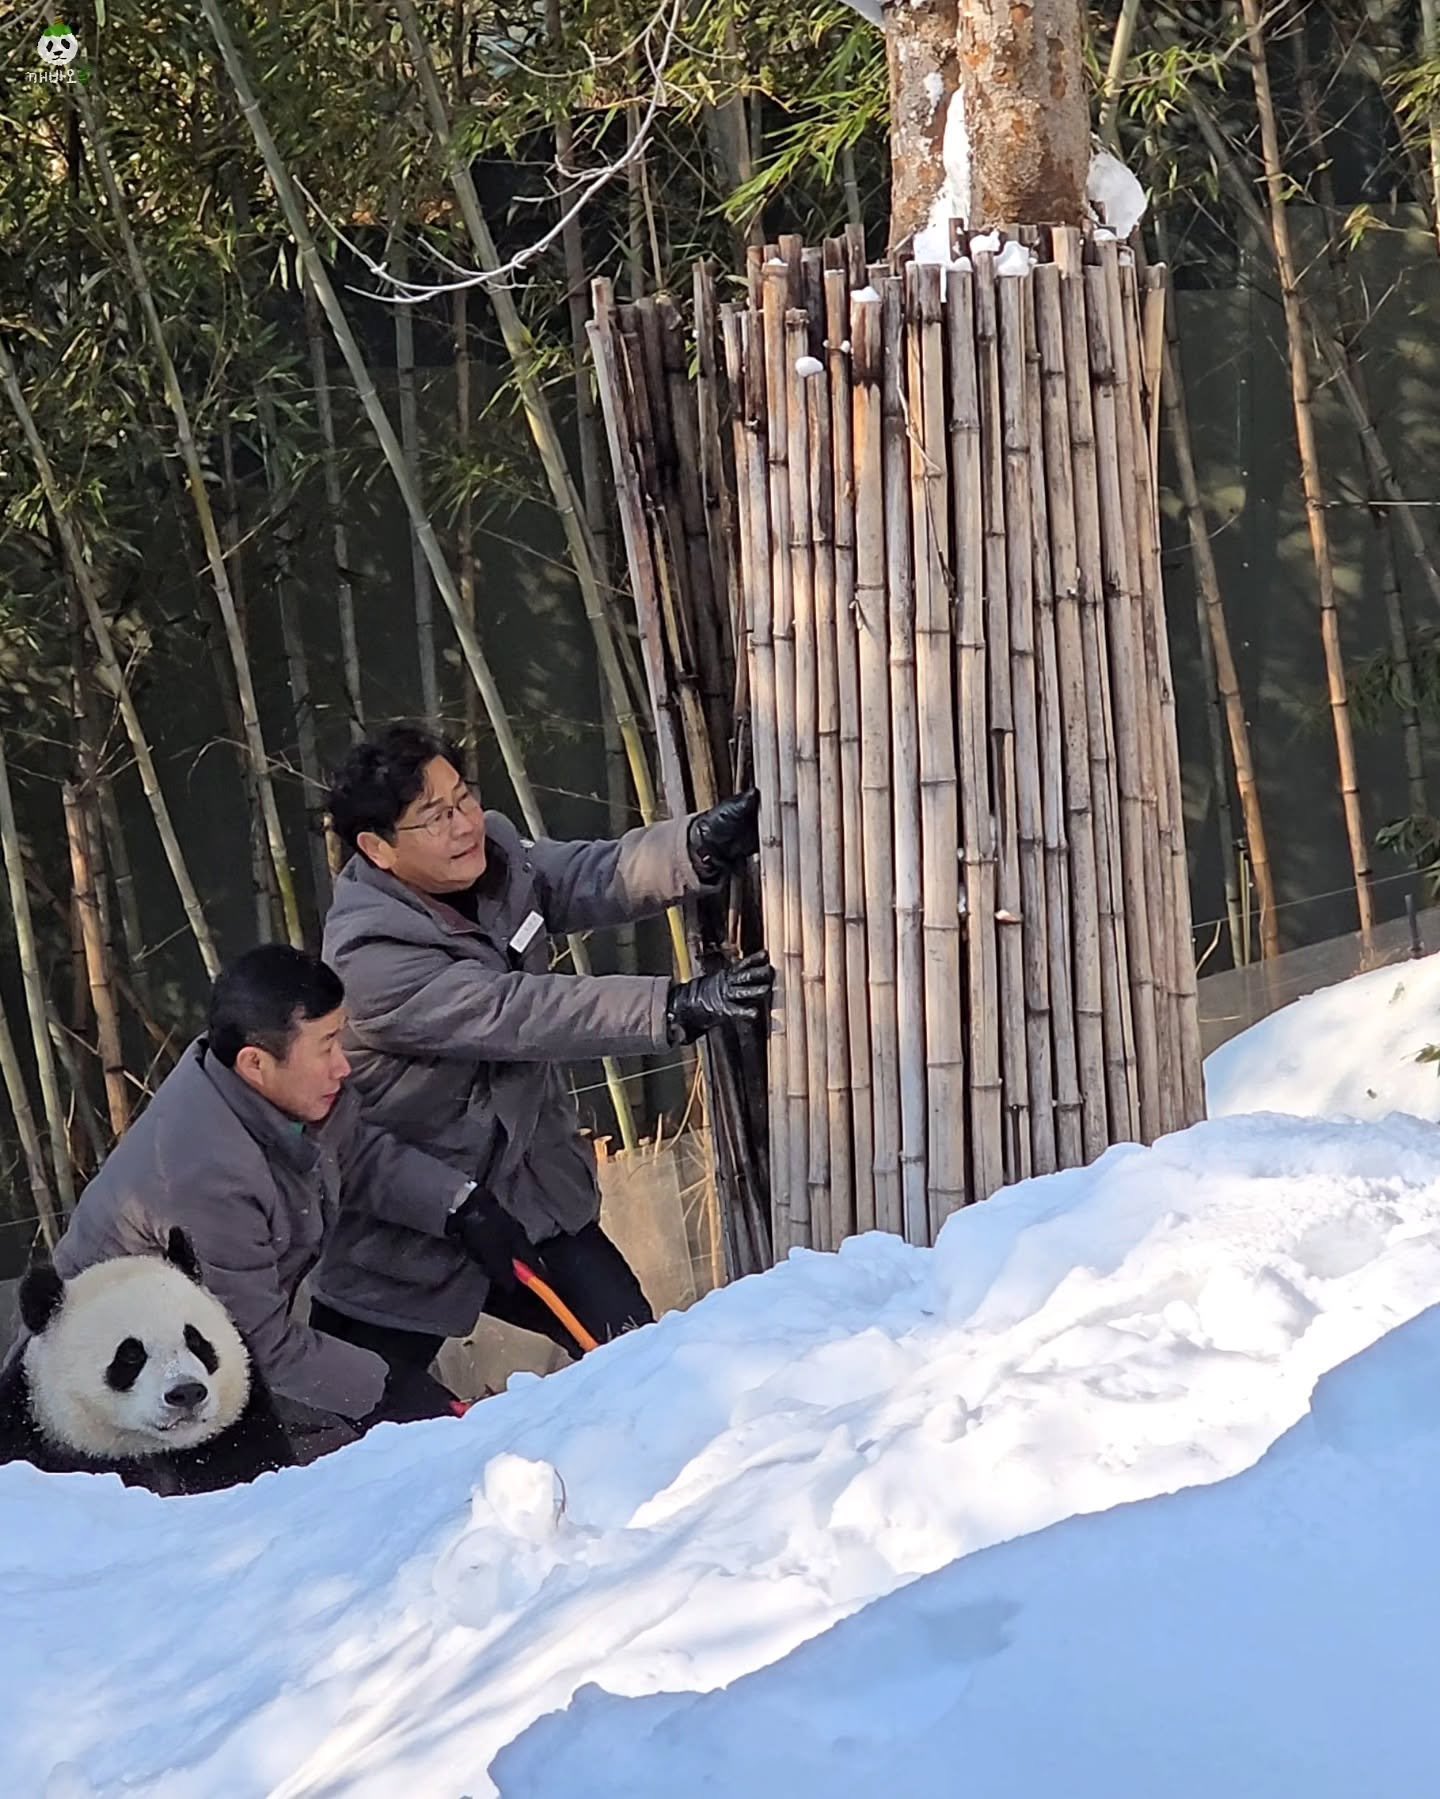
xmin=513 ymin=1258 xmax=600 ymax=1354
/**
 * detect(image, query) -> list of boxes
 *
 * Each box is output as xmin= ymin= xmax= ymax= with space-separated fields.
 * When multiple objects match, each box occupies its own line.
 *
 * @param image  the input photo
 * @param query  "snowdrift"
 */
xmin=1205 ymin=946 xmax=1440 ymax=1122
xmin=9 ymin=1111 xmax=1440 ymax=1796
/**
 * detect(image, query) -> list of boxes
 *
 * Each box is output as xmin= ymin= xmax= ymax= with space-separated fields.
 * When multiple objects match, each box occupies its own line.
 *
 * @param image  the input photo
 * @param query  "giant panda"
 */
xmin=0 ymin=1228 xmax=294 ymax=1496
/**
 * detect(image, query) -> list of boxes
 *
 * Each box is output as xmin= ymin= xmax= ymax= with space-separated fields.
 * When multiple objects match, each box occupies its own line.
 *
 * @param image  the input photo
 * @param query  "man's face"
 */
xmin=360 ymin=755 xmax=487 ymax=895
xmin=235 ymin=1007 xmax=351 ymax=1124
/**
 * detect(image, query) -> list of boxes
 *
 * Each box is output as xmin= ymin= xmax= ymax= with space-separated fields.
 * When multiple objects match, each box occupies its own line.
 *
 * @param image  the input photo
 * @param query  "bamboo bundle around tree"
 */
xmin=591 ymin=227 xmax=1203 ymax=1254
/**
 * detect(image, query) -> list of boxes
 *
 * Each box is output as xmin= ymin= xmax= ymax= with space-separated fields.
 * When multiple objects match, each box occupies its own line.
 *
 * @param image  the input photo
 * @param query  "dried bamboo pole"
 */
xmin=785 ymin=314 xmax=831 ymax=1246
xmin=0 ymin=337 xmax=220 ymax=979
xmin=805 ymin=332 xmax=854 ymax=1251
xmin=975 ymin=255 xmax=1031 ymax=1179
xmin=906 ymin=262 xmax=966 ymax=1230
xmin=63 ymin=782 xmax=129 ymax=1138
xmin=1235 ymin=0 xmax=1374 ymax=944
xmin=1084 ymin=256 xmax=1160 ymax=1140
xmin=762 ymin=266 xmax=810 ymax=1248
xmin=1126 ymin=264 xmax=1204 ymax=1124
xmin=724 ymin=304 xmax=791 ymax=1245
xmin=998 ymin=268 xmax=1056 ymax=1175
xmin=947 ymin=267 xmax=1005 ymax=1199
xmin=694 ymin=264 xmax=741 ymax=718
xmin=0 ymin=998 xmax=57 ymax=1243
xmin=882 ymin=276 xmax=928 ymax=1244
xmin=76 ymin=85 xmax=303 ymax=949
xmin=852 ymin=283 xmax=903 ymax=1235
xmin=1099 ymin=246 xmax=1172 ymax=1131
xmin=393 ymin=236 xmax=441 ymax=725
xmin=1023 ymin=274 xmax=1083 ymax=1170
xmin=1034 ymin=263 xmax=1108 ymax=1161
xmin=1053 ymin=229 xmax=1136 ymax=1139
xmin=1160 ymin=285 xmax=1279 ymax=962
xmin=305 ymin=276 xmax=363 ymax=742
xmin=0 ymin=735 xmax=74 ymax=1229
xmin=825 ymin=263 xmax=876 ymax=1235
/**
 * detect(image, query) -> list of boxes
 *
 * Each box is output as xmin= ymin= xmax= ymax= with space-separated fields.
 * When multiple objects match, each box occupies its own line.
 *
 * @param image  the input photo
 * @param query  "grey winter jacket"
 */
xmin=38 ymin=1041 xmax=470 ymax=1419
xmin=313 ymin=810 xmax=708 ymax=1335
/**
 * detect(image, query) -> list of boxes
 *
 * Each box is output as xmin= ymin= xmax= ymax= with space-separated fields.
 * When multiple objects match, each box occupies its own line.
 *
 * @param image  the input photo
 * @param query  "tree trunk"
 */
xmin=1237 ymin=0 xmax=1373 ymax=945
xmin=305 ymin=275 xmax=364 ymax=741
xmin=64 ymin=782 xmax=130 ymax=1137
xmin=889 ymin=0 xmax=1089 ymax=242
xmin=77 ymin=84 xmax=303 ymax=948
xmin=0 ymin=337 xmax=220 ymax=979
xmin=0 ymin=733 xmax=76 ymax=1226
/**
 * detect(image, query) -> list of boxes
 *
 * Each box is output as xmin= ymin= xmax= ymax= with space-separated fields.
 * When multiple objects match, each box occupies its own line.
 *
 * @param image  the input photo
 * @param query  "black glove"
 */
xmin=360 ymin=1360 xmax=465 ymax=1430
xmin=666 ymin=949 xmax=775 ymax=1043
xmin=688 ymin=789 xmax=760 ymax=884
xmin=445 ymin=1189 xmax=541 ymax=1293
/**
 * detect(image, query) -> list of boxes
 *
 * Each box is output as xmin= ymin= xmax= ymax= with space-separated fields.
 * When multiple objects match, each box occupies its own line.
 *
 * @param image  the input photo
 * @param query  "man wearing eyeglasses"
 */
xmin=313 ymin=722 xmax=772 ymax=1380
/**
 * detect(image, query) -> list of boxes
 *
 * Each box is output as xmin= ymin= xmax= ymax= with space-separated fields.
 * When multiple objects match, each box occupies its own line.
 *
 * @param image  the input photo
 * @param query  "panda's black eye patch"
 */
xmin=184 ymin=1326 xmax=218 ymax=1374
xmin=105 ymin=1337 xmax=148 ymax=1391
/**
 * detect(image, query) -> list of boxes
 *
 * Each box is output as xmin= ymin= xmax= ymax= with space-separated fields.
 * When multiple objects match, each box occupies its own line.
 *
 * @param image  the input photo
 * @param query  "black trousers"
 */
xmin=313 ymin=1220 xmax=653 ymax=1404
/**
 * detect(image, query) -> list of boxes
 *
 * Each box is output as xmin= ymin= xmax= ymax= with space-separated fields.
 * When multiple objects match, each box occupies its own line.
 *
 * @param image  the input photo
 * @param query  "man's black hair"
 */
xmin=207 ymin=945 xmax=345 ymax=1068
xmin=326 ymin=723 xmax=465 ymax=857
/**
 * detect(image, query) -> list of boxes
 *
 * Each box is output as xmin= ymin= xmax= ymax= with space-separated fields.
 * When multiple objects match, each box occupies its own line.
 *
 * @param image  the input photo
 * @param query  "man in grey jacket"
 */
xmin=38 ymin=945 xmax=478 ymax=1443
xmin=315 ymin=722 xmax=772 ymax=1372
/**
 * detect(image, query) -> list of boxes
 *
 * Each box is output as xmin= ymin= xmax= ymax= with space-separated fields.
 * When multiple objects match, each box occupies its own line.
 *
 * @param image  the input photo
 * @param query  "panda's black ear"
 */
xmin=19 ymin=1261 xmax=65 ymax=1336
xmin=163 ymin=1227 xmax=204 ymax=1285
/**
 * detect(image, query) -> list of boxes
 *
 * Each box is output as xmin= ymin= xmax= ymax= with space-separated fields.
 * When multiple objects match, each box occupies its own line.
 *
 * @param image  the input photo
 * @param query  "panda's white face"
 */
xmin=24 ymin=1258 xmax=250 ymax=1461
xmin=38 ymin=30 xmax=79 ymax=66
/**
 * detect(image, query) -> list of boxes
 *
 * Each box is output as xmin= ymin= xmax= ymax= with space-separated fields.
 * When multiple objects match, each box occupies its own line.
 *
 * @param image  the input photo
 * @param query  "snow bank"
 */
xmin=1206 ymin=948 xmax=1440 ymax=1123
xmin=8 ymin=1113 xmax=1440 ymax=1794
xmin=498 ymin=1301 xmax=1440 ymax=1798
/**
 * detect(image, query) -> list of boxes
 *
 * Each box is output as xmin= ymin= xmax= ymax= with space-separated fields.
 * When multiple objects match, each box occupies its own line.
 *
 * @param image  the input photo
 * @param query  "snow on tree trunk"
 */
xmin=886 ymin=0 xmax=959 ymax=246
xmin=887 ymin=0 xmax=1090 ymax=243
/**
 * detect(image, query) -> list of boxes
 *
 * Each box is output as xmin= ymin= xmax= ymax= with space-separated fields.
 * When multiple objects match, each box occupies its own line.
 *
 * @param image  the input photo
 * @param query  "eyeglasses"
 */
xmin=395 ymin=786 xmax=483 ymax=840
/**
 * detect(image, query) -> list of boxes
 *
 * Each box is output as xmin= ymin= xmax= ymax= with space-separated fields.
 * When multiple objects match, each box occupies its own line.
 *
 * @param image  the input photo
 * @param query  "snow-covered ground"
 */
xmin=1206 ymin=947 xmax=1440 ymax=1122
xmin=8 ymin=958 xmax=1440 ymax=1796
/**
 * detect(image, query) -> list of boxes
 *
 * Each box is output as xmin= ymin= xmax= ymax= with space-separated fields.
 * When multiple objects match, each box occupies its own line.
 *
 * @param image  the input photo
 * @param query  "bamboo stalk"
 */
xmin=76 ymin=85 xmax=303 ymax=949
xmin=64 ymin=782 xmax=129 ymax=1138
xmin=392 ymin=0 xmax=669 ymax=874
xmin=1053 ymin=228 xmax=1136 ymax=1139
xmin=45 ymin=996 xmax=108 ymax=1177
xmin=393 ymin=236 xmax=441 ymax=726
xmin=881 ymin=276 xmax=927 ymax=1244
xmin=1023 ymin=274 xmax=1082 ymax=1171
xmin=0 ymin=997 xmax=57 ymax=1245
xmin=209 ymin=0 xmax=637 ymax=1135
xmin=825 ymin=263 xmax=876 ymax=1235
xmin=851 ymin=283 xmax=903 ymax=1235
xmin=724 ymin=303 xmax=790 ymax=1250
xmin=305 ymin=274 xmax=364 ymax=742
xmin=1423 ymin=0 xmax=1440 ymax=252
xmin=906 ymin=261 xmax=965 ymax=1233
xmin=1033 ymin=262 xmax=1108 ymax=1161
xmin=454 ymin=279 xmax=481 ymax=775
xmin=0 ymin=336 xmax=220 ymax=979
xmin=805 ymin=327 xmax=854 ymax=1250
xmin=0 ymin=734 xmax=75 ymax=1226
xmin=761 ymin=265 xmax=810 ymax=1248
xmin=947 ymin=266 xmax=1005 ymax=1199
xmin=998 ymin=268 xmax=1056 ymax=1175
xmin=975 ymin=255 xmax=1031 ymax=1179
xmin=1229 ymin=8 xmax=1375 ymax=939
xmin=1160 ymin=285 xmax=1280 ymax=962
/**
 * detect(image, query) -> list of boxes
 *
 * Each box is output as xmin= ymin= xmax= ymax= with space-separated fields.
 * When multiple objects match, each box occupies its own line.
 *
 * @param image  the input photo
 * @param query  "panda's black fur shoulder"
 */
xmin=0 ymin=1228 xmax=294 ymax=1498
